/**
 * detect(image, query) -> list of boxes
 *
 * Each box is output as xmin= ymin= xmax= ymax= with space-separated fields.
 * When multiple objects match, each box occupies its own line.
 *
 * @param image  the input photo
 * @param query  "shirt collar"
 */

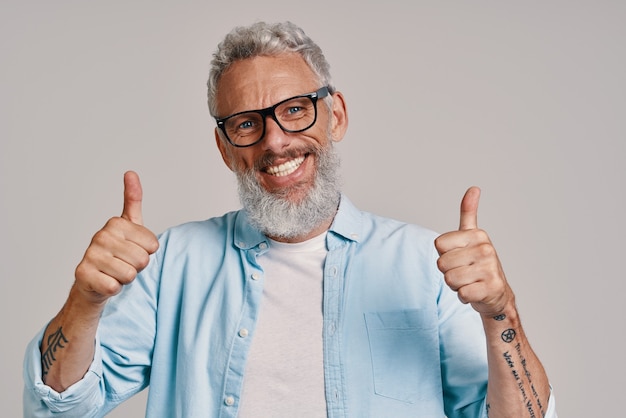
xmin=328 ymin=194 xmax=363 ymax=244
xmin=232 ymin=193 xmax=363 ymax=250
xmin=233 ymin=210 xmax=268 ymax=250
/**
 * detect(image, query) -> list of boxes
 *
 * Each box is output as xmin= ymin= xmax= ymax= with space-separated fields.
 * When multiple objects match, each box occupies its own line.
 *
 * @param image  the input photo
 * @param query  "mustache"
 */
xmin=253 ymin=145 xmax=321 ymax=171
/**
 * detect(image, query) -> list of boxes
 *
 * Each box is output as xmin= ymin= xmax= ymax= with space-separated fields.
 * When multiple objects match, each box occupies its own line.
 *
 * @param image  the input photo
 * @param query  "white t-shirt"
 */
xmin=237 ymin=232 xmax=328 ymax=418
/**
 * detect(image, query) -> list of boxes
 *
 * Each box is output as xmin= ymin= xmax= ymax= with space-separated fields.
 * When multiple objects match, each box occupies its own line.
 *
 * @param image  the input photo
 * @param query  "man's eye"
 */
xmin=238 ymin=120 xmax=256 ymax=130
xmin=287 ymin=106 xmax=303 ymax=114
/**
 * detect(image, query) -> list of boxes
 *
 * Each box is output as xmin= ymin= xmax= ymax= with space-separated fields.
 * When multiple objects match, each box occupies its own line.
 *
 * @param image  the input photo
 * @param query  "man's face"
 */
xmin=214 ymin=53 xmax=348 ymax=204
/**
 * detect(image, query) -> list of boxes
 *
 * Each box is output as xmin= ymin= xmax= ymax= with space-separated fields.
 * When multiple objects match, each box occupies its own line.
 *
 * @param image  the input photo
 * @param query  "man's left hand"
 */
xmin=434 ymin=187 xmax=515 ymax=317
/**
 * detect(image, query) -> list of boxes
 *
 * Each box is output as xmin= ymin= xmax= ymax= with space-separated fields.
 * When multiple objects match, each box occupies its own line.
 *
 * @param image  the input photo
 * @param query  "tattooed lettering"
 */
xmin=526 ymin=400 xmax=537 ymax=418
xmin=486 ymin=402 xmax=490 ymax=416
xmin=516 ymin=342 xmax=546 ymax=417
xmin=516 ymin=376 xmax=528 ymax=402
xmin=501 ymin=328 xmax=516 ymax=343
xmin=531 ymin=383 xmax=539 ymax=398
xmin=41 ymin=327 xmax=68 ymax=377
xmin=501 ymin=346 xmax=541 ymax=418
xmin=493 ymin=314 xmax=506 ymax=321
xmin=532 ymin=382 xmax=546 ymax=416
xmin=503 ymin=351 xmax=515 ymax=368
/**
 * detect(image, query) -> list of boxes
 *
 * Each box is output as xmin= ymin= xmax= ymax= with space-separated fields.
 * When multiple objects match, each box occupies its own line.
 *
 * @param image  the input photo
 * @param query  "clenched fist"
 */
xmin=74 ymin=171 xmax=159 ymax=305
xmin=434 ymin=187 xmax=514 ymax=317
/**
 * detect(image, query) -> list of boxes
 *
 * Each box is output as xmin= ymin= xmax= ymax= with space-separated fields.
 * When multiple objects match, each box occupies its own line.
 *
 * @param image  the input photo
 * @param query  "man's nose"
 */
xmin=261 ymin=116 xmax=291 ymax=152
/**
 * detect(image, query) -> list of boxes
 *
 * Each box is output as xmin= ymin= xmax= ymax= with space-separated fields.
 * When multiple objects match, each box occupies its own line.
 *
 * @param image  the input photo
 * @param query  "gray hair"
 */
xmin=207 ymin=21 xmax=334 ymax=117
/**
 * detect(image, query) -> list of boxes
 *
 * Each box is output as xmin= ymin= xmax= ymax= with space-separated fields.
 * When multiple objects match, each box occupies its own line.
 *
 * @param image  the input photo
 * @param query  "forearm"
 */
xmin=41 ymin=284 xmax=106 ymax=392
xmin=482 ymin=304 xmax=550 ymax=418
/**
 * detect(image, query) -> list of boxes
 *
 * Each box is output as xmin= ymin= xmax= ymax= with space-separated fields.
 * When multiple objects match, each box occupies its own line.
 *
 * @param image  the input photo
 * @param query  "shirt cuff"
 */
xmin=544 ymin=387 xmax=558 ymax=418
xmin=23 ymin=325 xmax=104 ymax=415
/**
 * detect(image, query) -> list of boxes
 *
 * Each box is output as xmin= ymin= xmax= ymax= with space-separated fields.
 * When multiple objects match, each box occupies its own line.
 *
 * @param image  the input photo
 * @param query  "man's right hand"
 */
xmin=41 ymin=171 xmax=159 ymax=390
xmin=74 ymin=171 xmax=159 ymax=305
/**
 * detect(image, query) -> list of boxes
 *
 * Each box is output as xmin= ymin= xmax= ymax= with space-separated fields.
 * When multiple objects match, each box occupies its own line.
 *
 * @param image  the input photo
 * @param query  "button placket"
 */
xmin=221 ymin=247 xmax=265 ymax=417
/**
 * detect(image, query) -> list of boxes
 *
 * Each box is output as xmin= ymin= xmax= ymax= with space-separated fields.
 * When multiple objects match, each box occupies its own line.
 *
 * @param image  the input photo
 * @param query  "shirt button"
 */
xmin=330 ymin=266 xmax=338 ymax=277
xmin=251 ymin=273 xmax=260 ymax=281
xmin=225 ymin=396 xmax=235 ymax=406
xmin=259 ymin=242 xmax=268 ymax=250
xmin=239 ymin=328 xmax=249 ymax=338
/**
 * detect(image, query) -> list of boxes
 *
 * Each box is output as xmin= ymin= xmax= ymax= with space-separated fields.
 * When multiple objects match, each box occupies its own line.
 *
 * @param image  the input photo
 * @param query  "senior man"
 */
xmin=24 ymin=21 xmax=556 ymax=417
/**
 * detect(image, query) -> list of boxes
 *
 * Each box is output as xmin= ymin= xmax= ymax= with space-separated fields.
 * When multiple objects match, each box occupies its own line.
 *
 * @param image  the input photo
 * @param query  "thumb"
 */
xmin=121 ymin=171 xmax=144 ymax=225
xmin=459 ymin=186 xmax=481 ymax=230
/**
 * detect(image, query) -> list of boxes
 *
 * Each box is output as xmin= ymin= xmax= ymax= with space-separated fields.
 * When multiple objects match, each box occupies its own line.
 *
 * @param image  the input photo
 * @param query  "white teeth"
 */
xmin=266 ymin=156 xmax=305 ymax=177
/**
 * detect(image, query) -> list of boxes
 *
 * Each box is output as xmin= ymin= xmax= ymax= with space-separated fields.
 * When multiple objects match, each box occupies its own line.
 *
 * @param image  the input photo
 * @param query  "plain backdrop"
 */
xmin=2 ymin=1 xmax=624 ymax=417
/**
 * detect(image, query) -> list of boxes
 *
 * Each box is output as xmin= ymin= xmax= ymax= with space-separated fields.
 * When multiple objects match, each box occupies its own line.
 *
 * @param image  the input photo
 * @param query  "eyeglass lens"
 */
xmin=223 ymin=95 xmax=317 ymax=146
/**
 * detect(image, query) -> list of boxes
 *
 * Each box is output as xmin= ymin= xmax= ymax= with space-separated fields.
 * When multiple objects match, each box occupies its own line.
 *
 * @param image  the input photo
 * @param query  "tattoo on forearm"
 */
xmin=501 ymin=328 xmax=516 ymax=343
xmin=501 ymin=344 xmax=546 ymax=417
xmin=493 ymin=314 xmax=506 ymax=321
xmin=516 ymin=342 xmax=546 ymax=417
xmin=503 ymin=351 xmax=515 ymax=368
xmin=42 ymin=327 xmax=68 ymax=378
xmin=502 ymin=350 xmax=533 ymax=416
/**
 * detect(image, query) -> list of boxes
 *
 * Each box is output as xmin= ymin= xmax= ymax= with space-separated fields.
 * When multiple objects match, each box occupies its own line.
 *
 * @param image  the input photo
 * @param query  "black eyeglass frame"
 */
xmin=215 ymin=86 xmax=331 ymax=148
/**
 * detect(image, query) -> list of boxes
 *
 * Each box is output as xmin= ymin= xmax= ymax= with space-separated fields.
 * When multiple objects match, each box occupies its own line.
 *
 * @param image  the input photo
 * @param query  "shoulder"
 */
xmin=156 ymin=210 xmax=243 ymax=250
xmin=337 ymin=195 xmax=439 ymax=246
xmin=363 ymin=210 xmax=438 ymax=240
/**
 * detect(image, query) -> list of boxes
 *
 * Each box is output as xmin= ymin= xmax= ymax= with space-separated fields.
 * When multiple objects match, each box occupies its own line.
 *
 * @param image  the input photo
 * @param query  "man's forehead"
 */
xmin=215 ymin=54 xmax=319 ymax=115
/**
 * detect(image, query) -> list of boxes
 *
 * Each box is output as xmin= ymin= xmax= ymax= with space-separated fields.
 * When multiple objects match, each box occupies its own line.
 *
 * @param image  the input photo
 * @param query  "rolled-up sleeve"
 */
xmin=23 ymin=327 xmax=105 ymax=417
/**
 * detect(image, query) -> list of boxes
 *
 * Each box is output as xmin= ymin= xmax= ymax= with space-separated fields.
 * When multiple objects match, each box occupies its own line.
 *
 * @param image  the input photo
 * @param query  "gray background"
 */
xmin=2 ymin=1 xmax=624 ymax=416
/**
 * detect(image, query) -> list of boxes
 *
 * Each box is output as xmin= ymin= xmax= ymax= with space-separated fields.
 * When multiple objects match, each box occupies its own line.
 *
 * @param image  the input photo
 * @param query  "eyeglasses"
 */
xmin=215 ymin=86 xmax=330 ymax=147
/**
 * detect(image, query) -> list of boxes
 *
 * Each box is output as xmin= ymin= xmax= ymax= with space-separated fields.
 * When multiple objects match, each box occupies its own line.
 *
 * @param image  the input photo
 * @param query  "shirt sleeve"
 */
xmin=23 ymin=247 xmax=163 ymax=417
xmin=23 ymin=327 xmax=106 ymax=418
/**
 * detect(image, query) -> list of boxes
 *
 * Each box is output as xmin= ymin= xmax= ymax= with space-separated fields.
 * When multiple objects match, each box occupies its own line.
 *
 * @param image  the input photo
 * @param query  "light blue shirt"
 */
xmin=24 ymin=196 xmax=540 ymax=417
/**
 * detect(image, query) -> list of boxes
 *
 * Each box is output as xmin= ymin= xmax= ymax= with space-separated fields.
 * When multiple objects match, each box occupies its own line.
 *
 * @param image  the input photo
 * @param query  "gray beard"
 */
xmin=235 ymin=144 xmax=342 ymax=240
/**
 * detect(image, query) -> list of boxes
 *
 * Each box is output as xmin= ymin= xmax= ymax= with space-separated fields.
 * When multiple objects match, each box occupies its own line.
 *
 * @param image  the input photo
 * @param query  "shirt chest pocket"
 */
xmin=364 ymin=310 xmax=442 ymax=404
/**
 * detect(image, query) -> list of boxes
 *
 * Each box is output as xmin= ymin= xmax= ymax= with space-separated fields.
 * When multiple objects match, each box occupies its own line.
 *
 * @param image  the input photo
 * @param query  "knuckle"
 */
xmin=100 ymin=279 xmax=123 ymax=296
xmin=434 ymin=234 xmax=450 ymax=252
xmin=456 ymin=287 xmax=470 ymax=304
xmin=436 ymin=257 xmax=446 ymax=273
xmin=91 ymin=228 xmax=114 ymax=247
xmin=104 ymin=216 xmax=124 ymax=230
xmin=137 ymin=252 xmax=151 ymax=270
xmin=146 ymin=236 xmax=160 ymax=254
xmin=74 ymin=262 xmax=90 ymax=281
xmin=475 ymin=229 xmax=490 ymax=242
xmin=119 ymin=265 xmax=138 ymax=283
xmin=478 ymin=242 xmax=495 ymax=257
xmin=443 ymin=271 xmax=458 ymax=290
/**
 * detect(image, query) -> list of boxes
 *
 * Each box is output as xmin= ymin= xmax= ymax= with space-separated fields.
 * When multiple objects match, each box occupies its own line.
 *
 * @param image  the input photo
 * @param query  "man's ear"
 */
xmin=215 ymin=128 xmax=234 ymax=171
xmin=329 ymin=91 xmax=349 ymax=142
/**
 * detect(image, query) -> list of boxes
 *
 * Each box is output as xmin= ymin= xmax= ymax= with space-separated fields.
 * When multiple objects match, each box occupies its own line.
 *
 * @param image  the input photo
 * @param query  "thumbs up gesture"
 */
xmin=74 ymin=171 xmax=159 ymax=305
xmin=434 ymin=187 xmax=514 ymax=317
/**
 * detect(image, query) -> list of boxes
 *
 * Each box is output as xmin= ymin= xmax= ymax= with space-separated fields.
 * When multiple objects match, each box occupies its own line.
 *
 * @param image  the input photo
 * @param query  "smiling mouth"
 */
xmin=265 ymin=155 xmax=306 ymax=177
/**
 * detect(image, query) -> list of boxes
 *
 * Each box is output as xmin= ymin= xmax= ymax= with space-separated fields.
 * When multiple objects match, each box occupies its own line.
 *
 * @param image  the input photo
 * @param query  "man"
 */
xmin=24 ymin=21 xmax=556 ymax=417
